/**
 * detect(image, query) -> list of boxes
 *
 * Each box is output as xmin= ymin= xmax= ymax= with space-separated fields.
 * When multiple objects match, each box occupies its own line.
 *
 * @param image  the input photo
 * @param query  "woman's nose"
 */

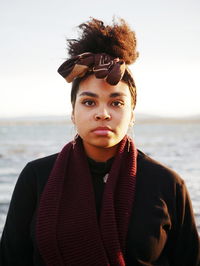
xmin=94 ymin=108 xmax=111 ymax=121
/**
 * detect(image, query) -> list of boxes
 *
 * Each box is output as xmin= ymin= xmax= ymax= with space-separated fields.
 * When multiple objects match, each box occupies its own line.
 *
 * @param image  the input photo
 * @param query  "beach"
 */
xmin=0 ymin=116 xmax=200 ymax=235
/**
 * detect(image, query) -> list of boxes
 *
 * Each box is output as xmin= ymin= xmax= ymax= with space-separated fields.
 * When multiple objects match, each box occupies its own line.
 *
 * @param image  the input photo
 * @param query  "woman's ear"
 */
xmin=129 ymin=111 xmax=135 ymax=127
xmin=71 ymin=112 xmax=75 ymax=124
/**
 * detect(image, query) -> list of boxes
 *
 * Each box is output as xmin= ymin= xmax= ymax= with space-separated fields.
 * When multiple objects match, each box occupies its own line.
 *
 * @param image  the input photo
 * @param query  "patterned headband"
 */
xmin=57 ymin=52 xmax=135 ymax=86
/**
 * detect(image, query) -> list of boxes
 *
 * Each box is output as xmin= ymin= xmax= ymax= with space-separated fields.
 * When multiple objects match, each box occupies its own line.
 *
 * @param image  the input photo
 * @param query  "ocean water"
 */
xmin=0 ymin=119 xmax=199 ymax=236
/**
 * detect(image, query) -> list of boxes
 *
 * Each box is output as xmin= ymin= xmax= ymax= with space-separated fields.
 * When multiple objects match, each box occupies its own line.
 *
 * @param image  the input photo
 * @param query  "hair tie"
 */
xmin=57 ymin=52 xmax=131 ymax=86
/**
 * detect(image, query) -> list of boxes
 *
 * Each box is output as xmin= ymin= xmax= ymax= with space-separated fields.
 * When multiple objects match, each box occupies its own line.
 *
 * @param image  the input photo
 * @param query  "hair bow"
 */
xmin=57 ymin=52 xmax=126 ymax=86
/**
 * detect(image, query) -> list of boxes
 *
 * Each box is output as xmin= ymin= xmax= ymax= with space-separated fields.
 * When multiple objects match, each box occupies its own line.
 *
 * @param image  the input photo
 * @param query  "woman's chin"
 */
xmin=86 ymin=137 xmax=120 ymax=150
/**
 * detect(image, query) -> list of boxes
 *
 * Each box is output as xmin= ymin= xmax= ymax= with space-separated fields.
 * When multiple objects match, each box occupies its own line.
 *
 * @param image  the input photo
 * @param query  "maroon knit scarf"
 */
xmin=36 ymin=135 xmax=137 ymax=266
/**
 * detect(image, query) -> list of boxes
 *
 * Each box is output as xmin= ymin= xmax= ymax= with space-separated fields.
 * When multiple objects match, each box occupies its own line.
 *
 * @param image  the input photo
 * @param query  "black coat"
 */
xmin=0 ymin=150 xmax=200 ymax=265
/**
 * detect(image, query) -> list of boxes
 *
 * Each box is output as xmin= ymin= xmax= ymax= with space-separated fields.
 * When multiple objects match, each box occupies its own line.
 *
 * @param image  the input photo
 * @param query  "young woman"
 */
xmin=0 ymin=18 xmax=199 ymax=266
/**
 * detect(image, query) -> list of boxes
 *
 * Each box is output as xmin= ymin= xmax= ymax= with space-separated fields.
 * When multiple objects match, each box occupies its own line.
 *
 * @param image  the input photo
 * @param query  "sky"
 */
xmin=0 ymin=0 xmax=200 ymax=118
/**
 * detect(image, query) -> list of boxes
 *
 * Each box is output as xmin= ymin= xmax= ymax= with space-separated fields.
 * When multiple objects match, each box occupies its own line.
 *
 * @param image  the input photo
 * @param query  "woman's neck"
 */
xmin=83 ymin=142 xmax=118 ymax=162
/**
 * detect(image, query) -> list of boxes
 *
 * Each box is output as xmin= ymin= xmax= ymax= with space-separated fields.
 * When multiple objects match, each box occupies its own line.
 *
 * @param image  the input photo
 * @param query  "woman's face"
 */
xmin=72 ymin=74 xmax=134 ymax=155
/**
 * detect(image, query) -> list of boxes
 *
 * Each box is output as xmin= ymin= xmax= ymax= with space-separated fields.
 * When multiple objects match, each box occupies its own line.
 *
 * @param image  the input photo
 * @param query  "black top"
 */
xmin=87 ymin=156 xmax=114 ymax=219
xmin=0 ymin=150 xmax=199 ymax=266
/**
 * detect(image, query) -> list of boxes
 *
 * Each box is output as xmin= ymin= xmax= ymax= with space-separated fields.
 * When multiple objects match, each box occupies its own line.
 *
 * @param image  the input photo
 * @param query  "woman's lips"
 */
xmin=92 ymin=127 xmax=113 ymax=136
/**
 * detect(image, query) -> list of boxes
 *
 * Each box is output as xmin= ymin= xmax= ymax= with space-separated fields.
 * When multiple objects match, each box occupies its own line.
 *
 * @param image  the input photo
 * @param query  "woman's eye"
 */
xmin=111 ymin=101 xmax=124 ymax=107
xmin=82 ymin=100 xmax=95 ymax=106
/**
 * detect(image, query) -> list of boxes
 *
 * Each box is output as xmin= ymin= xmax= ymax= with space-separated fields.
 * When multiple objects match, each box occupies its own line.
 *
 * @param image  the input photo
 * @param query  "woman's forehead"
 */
xmin=78 ymin=74 xmax=130 ymax=96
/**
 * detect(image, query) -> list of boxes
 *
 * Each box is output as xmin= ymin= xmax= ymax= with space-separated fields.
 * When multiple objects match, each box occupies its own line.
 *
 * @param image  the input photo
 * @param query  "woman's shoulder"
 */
xmin=26 ymin=153 xmax=58 ymax=172
xmin=18 ymin=153 xmax=59 ymax=193
xmin=136 ymin=149 xmax=184 ymax=188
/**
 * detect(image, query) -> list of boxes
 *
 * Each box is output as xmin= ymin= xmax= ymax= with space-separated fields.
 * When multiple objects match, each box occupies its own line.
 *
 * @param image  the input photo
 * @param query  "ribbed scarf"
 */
xmin=36 ymin=135 xmax=137 ymax=266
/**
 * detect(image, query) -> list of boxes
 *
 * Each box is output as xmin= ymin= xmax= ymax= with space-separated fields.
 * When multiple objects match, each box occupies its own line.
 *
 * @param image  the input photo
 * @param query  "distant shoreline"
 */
xmin=0 ymin=114 xmax=200 ymax=125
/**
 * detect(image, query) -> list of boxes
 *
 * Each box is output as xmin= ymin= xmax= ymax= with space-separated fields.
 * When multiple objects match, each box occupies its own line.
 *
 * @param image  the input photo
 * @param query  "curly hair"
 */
xmin=67 ymin=18 xmax=138 ymax=110
xmin=67 ymin=18 xmax=139 ymax=64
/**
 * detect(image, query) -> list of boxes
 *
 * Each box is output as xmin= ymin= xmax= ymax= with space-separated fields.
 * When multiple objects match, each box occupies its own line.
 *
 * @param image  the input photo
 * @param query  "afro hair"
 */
xmin=67 ymin=18 xmax=139 ymax=65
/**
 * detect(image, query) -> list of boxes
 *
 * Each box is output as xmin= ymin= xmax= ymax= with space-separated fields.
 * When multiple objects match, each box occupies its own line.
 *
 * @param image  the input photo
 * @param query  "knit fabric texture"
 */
xmin=36 ymin=135 xmax=137 ymax=266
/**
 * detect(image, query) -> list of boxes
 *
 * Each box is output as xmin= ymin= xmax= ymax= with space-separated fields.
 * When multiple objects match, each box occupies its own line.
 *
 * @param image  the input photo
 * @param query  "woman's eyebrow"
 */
xmin=78 ymin=92 xmax=99 ymax=98
xmin=78 ymin=91 xmax=127 ymax=98
xmin=109 ymin=92 xmax=127 ymax=98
